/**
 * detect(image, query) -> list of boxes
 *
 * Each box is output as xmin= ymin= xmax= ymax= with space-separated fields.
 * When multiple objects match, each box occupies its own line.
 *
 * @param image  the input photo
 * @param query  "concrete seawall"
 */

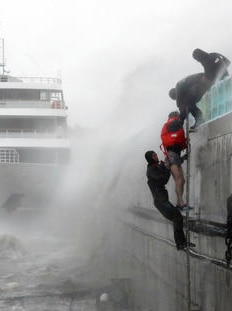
xmin=87 ymin=204 xmax=231 ymax=311
xmin=79 ymin=112 xmax=232 ymax=311
xmin=187 ymin=111 xmax=232 ymax=224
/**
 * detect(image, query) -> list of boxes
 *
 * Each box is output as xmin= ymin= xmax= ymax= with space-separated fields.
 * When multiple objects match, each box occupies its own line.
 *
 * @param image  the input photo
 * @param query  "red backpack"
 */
xmin=160 ymin=116 xmax=187 ymax=153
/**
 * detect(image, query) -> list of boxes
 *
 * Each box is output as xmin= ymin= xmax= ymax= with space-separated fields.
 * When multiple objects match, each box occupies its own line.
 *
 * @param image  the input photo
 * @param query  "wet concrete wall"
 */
xmin=83 ymin=112 xmax=232 ymax=311
xmin=90 ymin=206 xmax=232 ymax=311
xmin=188 ymin=111 xmax=232 ymax=223
xmin=72 ymin=111 xmax=232 ymax=310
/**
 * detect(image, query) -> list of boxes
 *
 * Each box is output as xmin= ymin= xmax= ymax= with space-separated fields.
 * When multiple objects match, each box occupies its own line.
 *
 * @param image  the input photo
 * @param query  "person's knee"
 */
xmin=170 ymin=165 xmax=182 ymax=179
xmin=178 ymin=170 xmax=185 ymax=184
xmin=176 ymin=174 xmax=185 ymax=185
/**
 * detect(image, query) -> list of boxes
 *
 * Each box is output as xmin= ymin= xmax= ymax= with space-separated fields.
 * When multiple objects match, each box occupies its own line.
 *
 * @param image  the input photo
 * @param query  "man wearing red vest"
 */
xmin=161 ymin=111 xmax=189 ymax=210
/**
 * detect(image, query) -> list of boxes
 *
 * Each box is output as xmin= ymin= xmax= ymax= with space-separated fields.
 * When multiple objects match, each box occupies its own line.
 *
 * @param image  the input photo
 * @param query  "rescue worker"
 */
xmin=169 ymin=49 xmax=230 ymax=130
xmin=145 ymin=150 xmax=195 ymax=250
xmin=169 ymin=73 xmax=206 ymax=129
xmin=160 ymin=111 xmax=189 ymax=210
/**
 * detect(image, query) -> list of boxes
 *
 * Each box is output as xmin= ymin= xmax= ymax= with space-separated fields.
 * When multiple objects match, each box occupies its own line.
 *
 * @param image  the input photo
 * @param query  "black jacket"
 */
xmin=175 ymin=73 xmax=208 ymax=108
xmin=146 ymin=161 xmax=170 ymax=201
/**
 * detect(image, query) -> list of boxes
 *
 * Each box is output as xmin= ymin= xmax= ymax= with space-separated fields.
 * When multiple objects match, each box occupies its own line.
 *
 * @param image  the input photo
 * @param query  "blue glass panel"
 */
xmin=197 ymin=77 xmax=232 ymax=123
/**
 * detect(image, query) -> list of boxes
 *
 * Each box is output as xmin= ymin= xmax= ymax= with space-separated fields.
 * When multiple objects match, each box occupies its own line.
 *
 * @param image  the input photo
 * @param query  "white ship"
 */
xmin=0 ymin=38 xmax=70 ymax=211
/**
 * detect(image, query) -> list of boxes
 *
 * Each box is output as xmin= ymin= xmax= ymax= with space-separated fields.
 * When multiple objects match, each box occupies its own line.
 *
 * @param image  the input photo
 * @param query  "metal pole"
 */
xmin=0 ymin=37 xmax=5 ymax=75
xmin=185 ymin=112 xmax=191 ymax=311
xmin=2 ymin=38 xmax=5 ymax=75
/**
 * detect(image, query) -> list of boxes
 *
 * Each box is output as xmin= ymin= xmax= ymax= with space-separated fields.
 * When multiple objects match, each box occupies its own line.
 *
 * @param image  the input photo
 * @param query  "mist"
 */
xmin=36 ymin=59 xmax=174 ymax=270
xmin=1 ymin=1 xmax=232 ymax=308
xmin=2 ymin=0 xmax=232 ymax=128
xmin=0 ymin=60 xmax=172 ymax=296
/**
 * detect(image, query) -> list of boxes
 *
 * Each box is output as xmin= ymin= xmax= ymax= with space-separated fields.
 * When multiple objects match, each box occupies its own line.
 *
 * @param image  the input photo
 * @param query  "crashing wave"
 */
xmin=0 ymin=234 xmax=26 ymax=259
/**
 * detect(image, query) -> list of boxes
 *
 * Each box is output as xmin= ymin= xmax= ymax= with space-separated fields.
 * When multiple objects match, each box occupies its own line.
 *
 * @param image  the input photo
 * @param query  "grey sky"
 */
xmin=1 ymin=0 xmax=232 ymax=127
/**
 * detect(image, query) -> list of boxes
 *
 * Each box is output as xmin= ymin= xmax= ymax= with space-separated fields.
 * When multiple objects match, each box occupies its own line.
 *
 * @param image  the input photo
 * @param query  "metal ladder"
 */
xmin=185 ymin=115 xmax=200 ymax=311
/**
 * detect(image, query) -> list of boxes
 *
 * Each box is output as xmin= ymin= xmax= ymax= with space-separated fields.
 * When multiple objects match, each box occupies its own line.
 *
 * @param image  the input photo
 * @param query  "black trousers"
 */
xmin=153 ymin=189 xmax=187 ymax=247
xmin=179 ymin=103 xmax=203 ymax=124
xmin=178 ymin=93 xmax=203 ymax=124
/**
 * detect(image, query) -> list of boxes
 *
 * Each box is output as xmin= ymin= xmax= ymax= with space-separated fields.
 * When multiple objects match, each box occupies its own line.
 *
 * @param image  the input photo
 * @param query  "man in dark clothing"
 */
xmin=169 ymin=49 xmax=230 ymax=129
xmin=145 ymin=150 xmax=195 ymax=250
xmin=169 ymin=73 xmax=206 ymax=128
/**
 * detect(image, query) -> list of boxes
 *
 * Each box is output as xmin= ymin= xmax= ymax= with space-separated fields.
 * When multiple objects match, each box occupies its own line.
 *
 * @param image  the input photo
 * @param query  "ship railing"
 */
xmin=11 ymin=77 xmax=62 ymax=84
xmin=197 ymin=75 xmax=232 ymax=122
xmin=0 ymin=129 xmax=67 ymax=138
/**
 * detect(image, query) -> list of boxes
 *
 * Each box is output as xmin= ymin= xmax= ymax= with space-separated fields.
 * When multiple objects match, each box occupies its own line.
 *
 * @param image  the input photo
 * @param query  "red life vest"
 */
xmin=160 ymin=116 xmax=187 ymax=151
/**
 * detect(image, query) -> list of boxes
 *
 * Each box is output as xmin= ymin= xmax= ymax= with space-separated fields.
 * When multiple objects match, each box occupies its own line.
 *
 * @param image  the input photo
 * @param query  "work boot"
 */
xmin=189 ymin=118 xmax=204 ymax=132
xmin=176 ymin=205 xmax=194 ymax=212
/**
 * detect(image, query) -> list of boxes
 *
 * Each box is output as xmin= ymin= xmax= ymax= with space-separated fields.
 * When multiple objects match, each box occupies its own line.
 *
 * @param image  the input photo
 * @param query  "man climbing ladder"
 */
xmin=160 ymin=111 xmax=193 ymax=211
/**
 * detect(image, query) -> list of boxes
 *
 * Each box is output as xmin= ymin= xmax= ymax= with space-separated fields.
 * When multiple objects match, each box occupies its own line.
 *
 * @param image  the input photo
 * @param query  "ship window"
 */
xmin=40 ymin=91 xmax=49 ymax=101
xmin=0 ymin=89 xmax=41 ymax=100
xmin=0 ymin=148 xmax=19 ymax=163
xmin=0 ymin=89 xmax=63 ymax=101
xmin=51 ymin=91 xmax=62 ymax=101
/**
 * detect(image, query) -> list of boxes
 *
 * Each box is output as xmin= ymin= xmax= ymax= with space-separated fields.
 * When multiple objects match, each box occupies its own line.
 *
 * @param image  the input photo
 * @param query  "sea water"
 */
xmin=0 ymin=208 xmax=97 ymax=311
